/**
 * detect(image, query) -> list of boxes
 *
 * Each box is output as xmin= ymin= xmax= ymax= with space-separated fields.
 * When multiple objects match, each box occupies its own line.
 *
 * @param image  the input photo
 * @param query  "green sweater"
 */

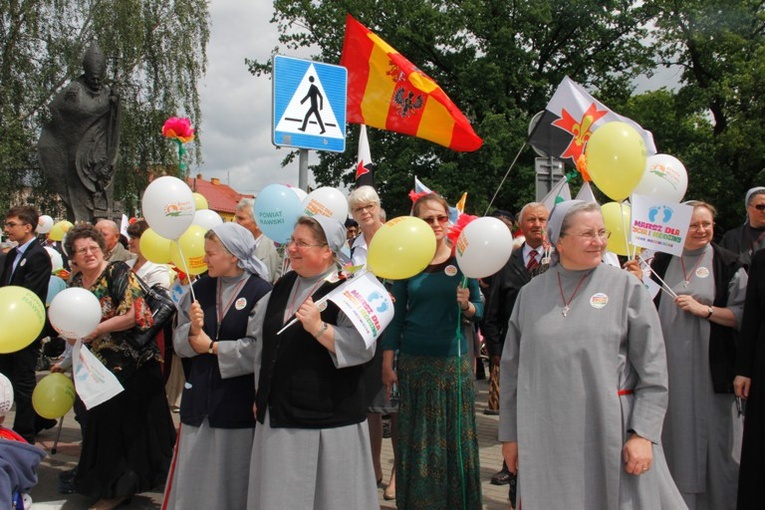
xmin=382 ymin=258 xmax=483 ymax=357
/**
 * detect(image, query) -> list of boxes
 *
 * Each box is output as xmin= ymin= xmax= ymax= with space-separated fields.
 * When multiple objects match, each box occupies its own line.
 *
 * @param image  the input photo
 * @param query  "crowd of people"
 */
xmin=2 ymin=185 xmax=765 ymax=509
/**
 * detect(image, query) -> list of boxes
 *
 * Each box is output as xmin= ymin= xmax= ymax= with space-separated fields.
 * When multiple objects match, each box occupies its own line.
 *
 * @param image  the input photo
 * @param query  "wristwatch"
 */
xmin=208 ymin=340 xmax=215 ymax=354
xmin=706 ymin=306 xmax=714 ymax=319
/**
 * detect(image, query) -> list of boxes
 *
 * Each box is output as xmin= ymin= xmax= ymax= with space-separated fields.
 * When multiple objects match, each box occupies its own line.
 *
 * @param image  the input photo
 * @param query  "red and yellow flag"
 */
xmin=340 ymin=14 xmax=482 ymax=152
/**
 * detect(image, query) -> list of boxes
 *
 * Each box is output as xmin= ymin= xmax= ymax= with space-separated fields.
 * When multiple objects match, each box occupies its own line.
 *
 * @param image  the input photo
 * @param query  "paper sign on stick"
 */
xmin=630 ymin=194 xmax=693 ymax=257
xmin=326 ymin=272 xmax=394 ymax=348
xmin=72 ymin=339 xmax=124 ymax=409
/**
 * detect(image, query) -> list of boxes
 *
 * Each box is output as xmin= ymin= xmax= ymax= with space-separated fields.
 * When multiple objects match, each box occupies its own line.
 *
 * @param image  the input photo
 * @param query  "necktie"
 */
xmin=526 ymin=250 xmax=539 ymax=271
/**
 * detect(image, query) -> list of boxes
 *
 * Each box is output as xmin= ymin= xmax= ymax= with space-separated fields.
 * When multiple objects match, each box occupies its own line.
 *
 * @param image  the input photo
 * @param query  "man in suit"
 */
xmin=483 ymin=202 xmax=548 ymax=491
xmin=0 ymin=206 xmax=52 ymax=443
xmin=234 ymin=198 xmax=282 ymax=284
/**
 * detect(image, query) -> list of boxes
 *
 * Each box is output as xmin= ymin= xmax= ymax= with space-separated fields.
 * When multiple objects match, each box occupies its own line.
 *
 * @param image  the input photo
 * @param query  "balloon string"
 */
xmin=455 ymin=275 xmax=468 ymax=510
xmin=484 ymin=143 xmax=526 ymax=215
xmin=619 ymin=200 xmax=632 ymax=258
xmin=175 ymin=240 xmax=197 ymax=302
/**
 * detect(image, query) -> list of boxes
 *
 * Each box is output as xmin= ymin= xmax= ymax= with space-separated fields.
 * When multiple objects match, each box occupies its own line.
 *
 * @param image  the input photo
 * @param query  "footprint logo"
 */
xmin=648 ymin=205 xmax=674 ymax=223
xmin=367 ymin=291 xmax=389 ymax=313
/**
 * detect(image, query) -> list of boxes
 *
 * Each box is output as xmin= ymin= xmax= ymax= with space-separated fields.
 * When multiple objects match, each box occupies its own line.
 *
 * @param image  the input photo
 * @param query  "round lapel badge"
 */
xmin=445 ymin=265 xmax=458 ymax=277
xmin=590 ymin=292 xmax=608 ymax=309
xmin=695 ymin=266 xmax=710 ymax=279
xmin=234 ymin=297 xmax=247 ymax=311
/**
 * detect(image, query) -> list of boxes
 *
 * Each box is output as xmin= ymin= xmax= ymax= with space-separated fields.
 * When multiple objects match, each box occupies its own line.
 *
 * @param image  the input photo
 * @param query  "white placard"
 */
xmin=326 ymin=272 xmax=394 ymax=348
xmin=72 ymin=339 xmax=124 ymax=409
xmin=630 ymin=194 xmax=694 ymax=257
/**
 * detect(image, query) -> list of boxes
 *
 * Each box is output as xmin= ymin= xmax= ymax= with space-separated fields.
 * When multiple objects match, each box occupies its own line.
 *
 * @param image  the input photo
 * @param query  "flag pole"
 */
xmin=484 ymin=142 xmax=526 ymax=215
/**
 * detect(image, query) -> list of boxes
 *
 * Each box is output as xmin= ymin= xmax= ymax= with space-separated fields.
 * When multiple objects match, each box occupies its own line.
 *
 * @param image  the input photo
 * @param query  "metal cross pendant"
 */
xmin=683 ymin=280 xmax=689 ymax=288
xmin=562 ymin=305 xmax=569 ymax=317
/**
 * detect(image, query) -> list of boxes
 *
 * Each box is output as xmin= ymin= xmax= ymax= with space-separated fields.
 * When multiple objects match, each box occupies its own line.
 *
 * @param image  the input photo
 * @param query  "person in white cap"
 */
xmin=721 ymin=186 xmax=765 ymax=267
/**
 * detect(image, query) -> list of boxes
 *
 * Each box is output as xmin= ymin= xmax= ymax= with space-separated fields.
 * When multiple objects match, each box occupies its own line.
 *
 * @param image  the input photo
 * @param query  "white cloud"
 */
xmin=198 ymin=1 xmax=316 ymax=196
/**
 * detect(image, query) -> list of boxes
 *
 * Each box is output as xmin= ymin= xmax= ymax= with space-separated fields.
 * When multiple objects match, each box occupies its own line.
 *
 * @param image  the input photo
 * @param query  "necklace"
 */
xmin=215 ymin=277 xmax=248 ymax=340
xmin=557 ymin=271 xmax=592 ymax=317
xmin=285 ymin=277 xmax=324 ymax=321
xmin=680 ymin=251 xmax=706 ymax=288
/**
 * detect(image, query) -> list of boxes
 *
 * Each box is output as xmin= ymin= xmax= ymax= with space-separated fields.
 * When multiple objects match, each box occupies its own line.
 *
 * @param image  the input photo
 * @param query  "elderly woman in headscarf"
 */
xmin=163 ymin=222 xmax=272 ymax=509
xmin=500 ymin=200 xmax=686 ymax=509
xmin=218 ymin=215 xmax=379 ymax=509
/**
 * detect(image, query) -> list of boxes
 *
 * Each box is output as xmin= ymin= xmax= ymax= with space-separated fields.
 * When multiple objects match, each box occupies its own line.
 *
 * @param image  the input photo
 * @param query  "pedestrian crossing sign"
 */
xmin=272 ymin=55 xmax=347 ymax=152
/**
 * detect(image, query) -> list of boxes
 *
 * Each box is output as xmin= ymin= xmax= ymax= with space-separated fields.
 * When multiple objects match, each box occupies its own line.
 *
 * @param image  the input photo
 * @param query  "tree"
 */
xmin=0 ymin=0 xmax=209 ymax=217
xmin=250 ymin=0 xmax=657 ymax=216
xmin=649 ymin=0 xmax=765 ymax=233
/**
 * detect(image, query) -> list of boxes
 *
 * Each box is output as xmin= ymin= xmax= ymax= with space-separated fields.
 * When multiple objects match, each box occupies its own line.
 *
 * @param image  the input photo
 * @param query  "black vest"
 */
xmin=180 ymin=273 xmax=271 ymax=428
xmin=651 ymin=243 xmax=742 ymax=393
xmin=255 ymin=271 xmax=366 ymax=429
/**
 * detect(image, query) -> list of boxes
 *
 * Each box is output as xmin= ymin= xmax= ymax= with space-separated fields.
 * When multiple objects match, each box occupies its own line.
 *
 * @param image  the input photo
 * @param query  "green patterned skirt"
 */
xmin=395 ymin=353 xmax=482 ymax=510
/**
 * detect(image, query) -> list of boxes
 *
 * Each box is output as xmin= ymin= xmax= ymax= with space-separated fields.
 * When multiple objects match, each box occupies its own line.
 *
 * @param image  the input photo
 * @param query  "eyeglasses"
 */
xmin=287 ymin=240 xmax=327 ymax=249
xmin=74 ymin=246 xmax=102 ymax=255
xmin=4 ymin=222 xmax=27 ymax=228
xmin=421 ymin=215 xmax=449 ymax=225
xmin=750 ymin=204 xmax=765 ymax=211
xmin=562 ymin=229 xmax=611 ymax=241
xmin=352 ymin=204 xmax=377 ymax=214
xmin=688 ymin=222 xmax=713 ymax=231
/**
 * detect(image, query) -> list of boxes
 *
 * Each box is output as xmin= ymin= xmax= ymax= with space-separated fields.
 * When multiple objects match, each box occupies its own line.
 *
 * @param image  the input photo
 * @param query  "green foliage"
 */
xmin=0 ymin=0 xmax=209 ymax=217
xmin=254 ymin=0 xmax=656 ymax=216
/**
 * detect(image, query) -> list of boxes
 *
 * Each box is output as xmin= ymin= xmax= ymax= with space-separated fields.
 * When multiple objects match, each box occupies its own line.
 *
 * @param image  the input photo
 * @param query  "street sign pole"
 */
xmin=299 ymin=149 xmax=308 ymax=191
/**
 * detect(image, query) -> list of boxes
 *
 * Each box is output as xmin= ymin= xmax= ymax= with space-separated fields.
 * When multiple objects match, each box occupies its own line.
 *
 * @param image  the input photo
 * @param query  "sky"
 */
xmin=196 ymin=2 xmax=317 ymax=197
xmin=196 ymin=2 xmax=682 ymax=198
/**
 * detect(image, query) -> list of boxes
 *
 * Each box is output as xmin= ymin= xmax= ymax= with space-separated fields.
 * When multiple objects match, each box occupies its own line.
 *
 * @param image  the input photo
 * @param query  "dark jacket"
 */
xmin=256 ymin=271 xmax=367 ymax=429
xmin=180 ymin=273 xmax=271 ymax=429
xmin=482 ymin=245 xmax=535 ymax=358
xmin=720 ymin=223 xmax=765 ymax=269
xmin=651 ymin=243 xmax=742 ymax=393
xmin=1 ymin=239 xmax=51 ymax=303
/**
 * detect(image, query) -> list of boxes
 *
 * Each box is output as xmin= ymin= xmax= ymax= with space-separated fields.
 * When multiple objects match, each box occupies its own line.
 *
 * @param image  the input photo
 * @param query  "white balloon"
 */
xmin=48 ymin=288 xmax=102 ymax=339
xmin=191 ymin=209 xmax=224 ymax=231
xmin=633 ymin=154 xmax=688 ymax=203
xmin=455 ymin=217 xmax=514 ymax=278
xmin=38 ymin=215 xmax=54 ymax=234
xmin=43 ymin=247 xmax=63 ymax=273
xmin=141 ymin=176 xmax=196 ymax=240
xmin=289 ymin=186 xmax=308 ymax=202
xmin=302 ymin=187 xmax=348 ymax=222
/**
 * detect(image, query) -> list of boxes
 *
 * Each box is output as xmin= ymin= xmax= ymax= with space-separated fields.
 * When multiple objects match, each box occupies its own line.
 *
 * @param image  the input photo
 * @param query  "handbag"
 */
xmin=129 ymin=273 xmax=177 ymax=349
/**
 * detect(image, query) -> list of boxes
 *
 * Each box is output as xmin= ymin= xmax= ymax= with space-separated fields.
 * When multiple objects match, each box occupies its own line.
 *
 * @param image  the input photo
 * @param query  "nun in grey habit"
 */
xmin=499 ymin=200 xmax=687 ymax=509
xmin=216 ymin=215 xmax=378 ymax=509
xmin=164 ymin=222 xmax=272 ymax=509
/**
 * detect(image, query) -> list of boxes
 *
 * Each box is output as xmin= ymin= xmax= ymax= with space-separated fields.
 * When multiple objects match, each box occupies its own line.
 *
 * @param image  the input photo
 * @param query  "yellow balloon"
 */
xmin=367 ymin=217 xmax=437 ymax=280
xmin=585 ymin=122 xmax=647 ymax=202
xmin=193 ymin=192 xmax=208 ymax=210
xmin=602 ymin=202 xmax=635 ymax=256
xmin=32 ymin=373 xmax=76 ymax=419
xmin=49 ymin=220 xmax=73 ymax=242
xmin=170 ymin=225 xmax=208 ymax=275
xmin=140 ymin=228 xmax=173 ymax=264
xmin=0 ymin=286 xmax=46 ymax=353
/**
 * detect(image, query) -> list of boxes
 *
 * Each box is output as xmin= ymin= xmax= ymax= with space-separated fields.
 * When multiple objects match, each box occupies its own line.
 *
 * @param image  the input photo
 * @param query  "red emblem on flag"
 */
xmin=552 ymin=103 xmax=608 ymax=161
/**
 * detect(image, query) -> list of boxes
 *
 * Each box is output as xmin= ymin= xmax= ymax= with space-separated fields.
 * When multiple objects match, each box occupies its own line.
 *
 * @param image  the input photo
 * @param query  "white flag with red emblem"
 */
xmin=528 ymin=76 xmax=656 ymax=166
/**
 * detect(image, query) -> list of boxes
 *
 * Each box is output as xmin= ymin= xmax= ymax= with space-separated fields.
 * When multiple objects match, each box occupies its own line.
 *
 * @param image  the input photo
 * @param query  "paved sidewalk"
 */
xmin=17 ymin=377 xmax=510 ymax=509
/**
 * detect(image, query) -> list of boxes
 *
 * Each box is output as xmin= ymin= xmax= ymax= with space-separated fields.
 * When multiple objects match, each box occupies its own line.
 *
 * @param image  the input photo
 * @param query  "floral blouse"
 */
xmin=70 ymin=261 xmax=158 ymax=379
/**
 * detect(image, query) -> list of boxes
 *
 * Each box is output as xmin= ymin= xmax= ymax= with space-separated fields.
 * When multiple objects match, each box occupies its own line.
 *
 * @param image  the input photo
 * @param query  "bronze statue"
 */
xmin=38 ymin=43 xmax=122 ymax=222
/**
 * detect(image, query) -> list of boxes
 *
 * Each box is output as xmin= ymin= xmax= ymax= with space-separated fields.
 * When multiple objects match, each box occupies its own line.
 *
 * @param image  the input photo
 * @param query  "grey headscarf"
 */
xmin=745 ymin=186 xmax=765 ymax=208
xmin=547 ymin=200 xmax=587 ymax=246
xmin=311 ymin=215 xmax=350 ymax=265
xmin=212 ymin=222 xmax=270 ymax=279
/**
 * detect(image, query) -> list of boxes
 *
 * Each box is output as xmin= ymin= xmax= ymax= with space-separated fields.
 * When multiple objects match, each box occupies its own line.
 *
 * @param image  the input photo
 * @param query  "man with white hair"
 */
xmin=234 ymin=198 xmax=281 ymax=283
xmin=94 ymin=219 xmax=135 ymax=263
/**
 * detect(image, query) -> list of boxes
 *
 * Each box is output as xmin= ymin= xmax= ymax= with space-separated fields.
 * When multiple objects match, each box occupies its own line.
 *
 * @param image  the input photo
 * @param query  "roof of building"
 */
xmin=185 ymin=175 xmax=254 ymax=214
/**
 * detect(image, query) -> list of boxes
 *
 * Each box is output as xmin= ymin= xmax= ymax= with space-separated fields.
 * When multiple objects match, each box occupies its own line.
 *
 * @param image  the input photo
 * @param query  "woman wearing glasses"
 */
xmin=650 ymin=201 xmax=747 ymax=510
xmin=382 ymin=193 xmax=484 ymax=509
xmin=165 ymin=222 xmax=271 ymax=509
xmin=218 ymin=215 xmax=378 ymax=509
xmin=63 ymin=225 xmax=176 ymax=510
xmin=500 ymin=200 xmax=685 ymax=509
